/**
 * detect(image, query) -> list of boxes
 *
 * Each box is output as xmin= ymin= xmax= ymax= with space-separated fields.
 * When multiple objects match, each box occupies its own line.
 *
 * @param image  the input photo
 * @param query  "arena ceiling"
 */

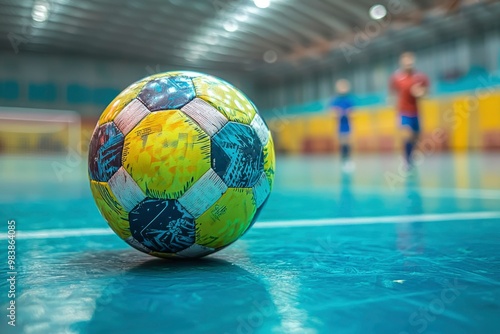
xmin=0 ymin=0 xmax=499 ymax=76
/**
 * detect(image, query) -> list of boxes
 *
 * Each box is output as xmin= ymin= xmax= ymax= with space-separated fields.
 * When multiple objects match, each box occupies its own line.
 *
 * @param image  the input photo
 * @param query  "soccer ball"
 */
xmin=88 ymin=71 xmax=275 ymax=258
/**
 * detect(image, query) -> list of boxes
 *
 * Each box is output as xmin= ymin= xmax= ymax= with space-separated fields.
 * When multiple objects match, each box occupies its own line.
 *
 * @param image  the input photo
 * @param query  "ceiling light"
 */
xmin=32 ymin=1 xmax=50 ymax=22
xmin=253 ymin=0 xmax=270 ymax=9
xmin=223 ymin=20 xmax=238 ymax=32
xmin=263 ymin=50 xmax=278 ymax=63
xmin=369 ymin=4 xmax=387 ymax=20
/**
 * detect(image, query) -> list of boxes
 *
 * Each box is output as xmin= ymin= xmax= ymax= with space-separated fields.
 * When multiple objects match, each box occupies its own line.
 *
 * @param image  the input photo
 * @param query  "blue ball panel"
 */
xmin=138 ymin=76 xmax=195 ymax=111
xmin=211 ymin=122 xmax=264 ymax=188
xmin=129 ymin=198 xmax=195 ymax=253
xmin=88 ymin=122 xmax=124 ymax=182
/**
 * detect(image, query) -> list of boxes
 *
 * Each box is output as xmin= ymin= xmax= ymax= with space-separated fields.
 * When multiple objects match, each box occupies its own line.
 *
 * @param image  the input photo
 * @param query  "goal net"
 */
xmin=0 ymin=107 xmax=81 ymax=156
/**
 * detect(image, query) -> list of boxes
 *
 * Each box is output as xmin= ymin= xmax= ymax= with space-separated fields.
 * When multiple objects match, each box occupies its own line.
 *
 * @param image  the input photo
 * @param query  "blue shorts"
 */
xmin=339 ymin=116 xmax=350 ymax=134
xmin=401 ymin=115 xmax=420 ymax=133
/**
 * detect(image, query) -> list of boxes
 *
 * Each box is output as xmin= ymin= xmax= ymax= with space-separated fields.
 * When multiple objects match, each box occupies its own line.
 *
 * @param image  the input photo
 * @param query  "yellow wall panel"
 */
xmin=307 ymin=114 xmax=335 ymax=137
xmin=420 ymin=99 xmax=441 ymax=133
xmin=375 ymin=107 xmax=398 ymax=135
xmin=478 ymin=93 xmax=500 ymax=130
xmin=448 ymin=98 xmax=471 ymax=150
xmin=266 ymin=89 xmax=500 ymax=154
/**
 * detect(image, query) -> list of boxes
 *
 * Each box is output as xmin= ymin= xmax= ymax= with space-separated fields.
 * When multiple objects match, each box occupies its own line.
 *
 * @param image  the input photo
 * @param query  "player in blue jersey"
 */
xmin=330 ymin=79 xmax=355 ymax=172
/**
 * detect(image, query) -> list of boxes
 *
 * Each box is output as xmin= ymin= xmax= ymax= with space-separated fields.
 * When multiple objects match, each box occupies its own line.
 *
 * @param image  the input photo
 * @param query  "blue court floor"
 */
xmin=0 ymin=152 xmax=499 ymax=334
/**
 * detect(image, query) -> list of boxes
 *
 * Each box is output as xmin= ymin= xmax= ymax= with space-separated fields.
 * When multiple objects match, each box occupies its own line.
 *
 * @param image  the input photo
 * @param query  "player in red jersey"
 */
xmin=390 ymin=52 xmax=430 ymax=166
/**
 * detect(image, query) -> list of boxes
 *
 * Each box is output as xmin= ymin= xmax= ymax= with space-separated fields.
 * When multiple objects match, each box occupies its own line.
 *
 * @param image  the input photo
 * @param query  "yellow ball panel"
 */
xmin=89 ymin=180 xmax=131 ymax=239
xmin=263 ymin=132 xmax=276 ymax=189
xmin=193 ymin=76 xmax=256 ymax=124
xmin=122 ymin=110 xmax=211 ymax=200
xmin=195 ymin=188 xmax=256 ymax=249
xmin=98 ymin=79 xmax=149 ymax=126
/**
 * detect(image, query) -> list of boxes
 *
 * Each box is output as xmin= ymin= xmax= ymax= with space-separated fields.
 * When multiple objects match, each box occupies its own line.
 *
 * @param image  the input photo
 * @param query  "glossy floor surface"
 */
xmin=0 ymin=152 xmax=499 ymax=334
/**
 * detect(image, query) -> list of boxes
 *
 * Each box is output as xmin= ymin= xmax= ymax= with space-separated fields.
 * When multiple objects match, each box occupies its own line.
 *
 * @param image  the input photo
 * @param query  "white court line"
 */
xmin=1 ymin=211 xmax=499 ymax=240
xmin=0 ymin=228 xmax=113 ymax=240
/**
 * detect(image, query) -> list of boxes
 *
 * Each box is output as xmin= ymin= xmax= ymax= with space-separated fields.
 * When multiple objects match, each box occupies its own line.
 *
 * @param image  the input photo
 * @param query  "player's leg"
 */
xmin=400 ymin=115 xmax=420 ymax=165
xmin=339 ymin=119 xmax=354 ymax=172
xmin=339 ymin=116 xmax=351 ymax=161
xmin=401 ymin=125 xmax=413 ymax=164
xmin=339 ymin=134 xmax=350 ymax=162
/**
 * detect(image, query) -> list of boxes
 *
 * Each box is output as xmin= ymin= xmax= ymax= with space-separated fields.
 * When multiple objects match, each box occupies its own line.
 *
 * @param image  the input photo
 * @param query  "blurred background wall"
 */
xmin=0 ymin=1 xmax=499 ymax=154
xmin=0 ymin=52 xmax=255 ymax=117
xmin=258 ymin=24 xmax=500 ymax=154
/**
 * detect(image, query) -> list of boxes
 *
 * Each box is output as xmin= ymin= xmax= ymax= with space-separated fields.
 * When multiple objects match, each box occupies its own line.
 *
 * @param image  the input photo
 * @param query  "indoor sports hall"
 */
xmin=0 ymin=1 xmax=499 ymax=333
